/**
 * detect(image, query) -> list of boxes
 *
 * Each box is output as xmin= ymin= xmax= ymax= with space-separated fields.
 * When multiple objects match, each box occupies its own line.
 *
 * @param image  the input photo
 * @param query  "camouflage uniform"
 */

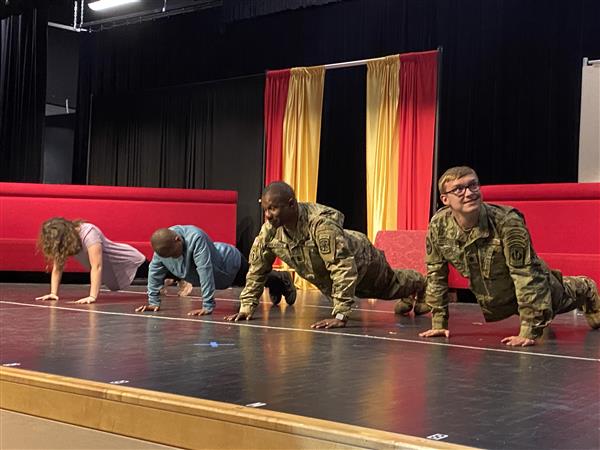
xmin=425 ymin=202 xmax=597 ymax=339
xmin=239 ymin=203 xmax=425 ymax=318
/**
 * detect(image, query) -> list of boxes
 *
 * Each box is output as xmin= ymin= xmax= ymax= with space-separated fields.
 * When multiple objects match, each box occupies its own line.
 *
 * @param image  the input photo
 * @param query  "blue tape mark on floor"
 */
xmin=193 ymin=342 xmax=235 ymax=347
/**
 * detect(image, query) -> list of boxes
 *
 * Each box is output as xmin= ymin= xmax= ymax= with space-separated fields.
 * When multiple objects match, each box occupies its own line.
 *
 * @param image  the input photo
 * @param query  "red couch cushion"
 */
xmin=375 ymin=182 xmax=600 ymax=288
xmin=481 ymin=183 xmax=600 ymax=255
xmin=374 ymin=230 xmax=427 ymax=275
xmin=0 ymin=182 xmax=238 ymax=272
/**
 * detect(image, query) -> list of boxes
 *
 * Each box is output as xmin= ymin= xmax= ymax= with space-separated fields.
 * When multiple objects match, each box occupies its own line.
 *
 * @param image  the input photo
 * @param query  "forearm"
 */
xmin=147 ymin=259 xmax=168 ymax=306
xmin=196 ymin=266 xmax=216 ymax=311
xmin=89 ymin=265 xmax=102 ymax=299
xmin=239 ymin=272 xmax=268 ymax=315
xmin=424 ymin=229 xmax=451 ymax=329
xmin=511 ymin=269 xmax=553 ymax=339
xmin=327 ymin=258 xmax=358 ymax=318
xmin=331 ymin=296 xmax=354 ymax=318
xmin=50 ymin=265 xmax=63 ymax=296
xmin=500 ymin=213 xmax=551 ymax=339
xmin=425 ymin=264 xmax=450 ymax=329
xmin=239 ymin=237 xmax=275 ymax=315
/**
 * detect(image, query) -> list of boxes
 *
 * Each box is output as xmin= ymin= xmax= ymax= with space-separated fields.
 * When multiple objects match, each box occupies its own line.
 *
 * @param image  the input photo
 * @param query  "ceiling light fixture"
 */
xmin=88 ymin=0 xmax=140 ymax=11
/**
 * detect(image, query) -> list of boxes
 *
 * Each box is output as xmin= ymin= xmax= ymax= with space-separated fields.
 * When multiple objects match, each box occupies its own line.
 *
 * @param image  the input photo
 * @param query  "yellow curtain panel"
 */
xmin=282 ymin=66 xmax=325 ymax=290
xmin=365 ymin=55 xmax=400 ymax=241
xmin=282 ymin=66 xmax=325 ymax=203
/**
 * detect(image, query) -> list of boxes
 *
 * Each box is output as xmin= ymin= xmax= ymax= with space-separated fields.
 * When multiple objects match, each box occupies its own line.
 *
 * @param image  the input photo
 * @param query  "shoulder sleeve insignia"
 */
xmin=426 ymin=237 xmax=433 ymax=255
xmin=509 ymin=246 xmax=525 ymax=267
xmin=249 ymin=247 xmax=260 ymax=264
xmin=318 ymin=234 xmax=332 ymax=254
xmin=249 ymin=237 xmax=263 ymax=265
xmin=315 ymin=226 xmax=341 ymax=263
xmin=504 ymin=227 xmax=529 ymax=268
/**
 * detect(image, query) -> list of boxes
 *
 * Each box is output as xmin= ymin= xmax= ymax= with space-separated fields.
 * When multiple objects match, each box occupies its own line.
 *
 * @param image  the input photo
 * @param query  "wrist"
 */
xmin=89 ymin=295 xmax=97 ymax=299
xmin=239 ymin=304 xmax=256 ymax=316
xmin=431 ymin=314 xmax=448 ymax=330
xmin=519 ymin=323 xmax=542 ymax=340
xmin=335 ymin=312 xmax=348 ymax=322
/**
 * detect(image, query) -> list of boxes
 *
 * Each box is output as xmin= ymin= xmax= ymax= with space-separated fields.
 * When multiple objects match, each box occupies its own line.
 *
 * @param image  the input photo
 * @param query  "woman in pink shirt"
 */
xmin=35 ymin=217 xmax=146 ymax=303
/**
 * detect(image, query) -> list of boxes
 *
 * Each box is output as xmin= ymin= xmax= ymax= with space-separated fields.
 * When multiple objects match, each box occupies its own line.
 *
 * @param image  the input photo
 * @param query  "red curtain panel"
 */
xmin=397 ymin=50 xmax=438 ymax=230
xmin=264 ymin=69 xmax=291 ymax=185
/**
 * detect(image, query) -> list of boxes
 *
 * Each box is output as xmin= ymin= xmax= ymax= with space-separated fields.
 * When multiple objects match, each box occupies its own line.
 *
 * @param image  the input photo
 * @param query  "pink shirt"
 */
xmin=75 ymin=223 xmax=145 ymax=291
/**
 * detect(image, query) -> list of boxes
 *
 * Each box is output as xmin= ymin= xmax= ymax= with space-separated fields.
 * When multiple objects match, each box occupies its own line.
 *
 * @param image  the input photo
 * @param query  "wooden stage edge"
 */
xmin=0 ymin=367 xmax=473 ymax=450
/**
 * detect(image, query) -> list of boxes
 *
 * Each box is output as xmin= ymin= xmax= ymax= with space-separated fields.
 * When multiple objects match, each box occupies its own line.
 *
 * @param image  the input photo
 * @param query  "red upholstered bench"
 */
xmin=375 ymin=182 xmax=600 ymax=288
xmin=0 ymin=182 xmax=237 ymax=273
xmin=374 ymin=229 xmax=427 ymax=275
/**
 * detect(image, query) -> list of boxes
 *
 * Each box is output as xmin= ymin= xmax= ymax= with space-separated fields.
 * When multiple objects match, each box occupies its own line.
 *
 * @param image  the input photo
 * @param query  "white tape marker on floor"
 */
xmin=245 ymin=402 xmax=267 ymax=408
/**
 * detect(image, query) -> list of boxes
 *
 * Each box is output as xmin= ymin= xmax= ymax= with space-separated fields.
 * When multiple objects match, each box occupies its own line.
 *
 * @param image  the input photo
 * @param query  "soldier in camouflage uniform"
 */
xmin=419 ymin=166 xmax=600 ymax=346
xmin=225 ymin=181 xmax=428 ymax=329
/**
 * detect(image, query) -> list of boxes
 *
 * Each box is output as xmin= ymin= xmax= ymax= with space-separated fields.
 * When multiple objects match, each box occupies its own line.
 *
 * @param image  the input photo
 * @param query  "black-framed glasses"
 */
xmin=443 ymin=180 xmax=481 ymax=196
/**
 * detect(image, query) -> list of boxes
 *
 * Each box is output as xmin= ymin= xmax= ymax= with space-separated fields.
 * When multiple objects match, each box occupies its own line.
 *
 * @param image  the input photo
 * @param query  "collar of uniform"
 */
xmin=447 ymin=204 xmax=489 ymax=245
xmin=464 ymin=204 xmax=490 ymax=246
xmin=275 ymin=203 xmax=309 ymax=246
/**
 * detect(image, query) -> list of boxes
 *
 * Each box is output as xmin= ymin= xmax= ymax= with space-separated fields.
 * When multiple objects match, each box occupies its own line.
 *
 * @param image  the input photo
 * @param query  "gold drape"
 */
xmin=366 ymin=55 xmax=400 ymax=241
xmin=282 ymin=66 xmax=325 ymax=290
xmin=282 ymin=66 xmax=325 ymax=201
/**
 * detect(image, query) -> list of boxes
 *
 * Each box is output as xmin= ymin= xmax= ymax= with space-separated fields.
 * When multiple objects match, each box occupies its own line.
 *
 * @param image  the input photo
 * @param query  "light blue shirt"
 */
xmin=147 ymin=225 xmax=242 ymax=311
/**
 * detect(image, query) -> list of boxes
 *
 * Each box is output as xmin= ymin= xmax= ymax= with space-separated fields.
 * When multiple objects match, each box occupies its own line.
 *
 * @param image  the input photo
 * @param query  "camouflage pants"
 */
xmin=355 ymin=247 xmax=425 ymax=300
xmin=550 ymin=272 xmax=596 ymax=315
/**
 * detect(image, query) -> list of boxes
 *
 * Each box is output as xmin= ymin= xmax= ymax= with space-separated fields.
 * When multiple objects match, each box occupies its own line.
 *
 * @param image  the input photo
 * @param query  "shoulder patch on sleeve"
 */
xmin=509 ymin=246 xmax=525 ymax=267
xmin=249 ymin=237 xmax=263 ymax=265
xmin=249 ymin=247 xmax=260 ymax=264
xmin=318 ymin=233 xmax=333 ymax=255
xmin=426 ymin=237 xmax=433 ymax=255
xmin=313 ymin=220 xmax=344 ymax=263
xmin=504 ymin=227 xmax=529 ymax=268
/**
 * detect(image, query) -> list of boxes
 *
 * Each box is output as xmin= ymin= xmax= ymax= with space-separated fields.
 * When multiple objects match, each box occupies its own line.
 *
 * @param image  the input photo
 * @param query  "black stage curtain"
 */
xmin=88 ymin=75 xmax=265 ymax=256
xmin=0 ymin=2 xmax=47 ymax=182
xmin=317 ymin=66 xmax=367 ymax=234
xmin=222 ymin=0 xmax=342 ymax=22
xmin=434 ymin=0 xmax=599 ymax=186
xmin=76 ymin=0 xmax=600 ymax=235
xmin=72 ymin=35 xmax=92 ymax=184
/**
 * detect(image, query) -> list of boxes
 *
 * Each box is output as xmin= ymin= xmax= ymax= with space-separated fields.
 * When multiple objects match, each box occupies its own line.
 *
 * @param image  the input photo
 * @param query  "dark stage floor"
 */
xmin=1 ymin=283 xmax=599 ymax=450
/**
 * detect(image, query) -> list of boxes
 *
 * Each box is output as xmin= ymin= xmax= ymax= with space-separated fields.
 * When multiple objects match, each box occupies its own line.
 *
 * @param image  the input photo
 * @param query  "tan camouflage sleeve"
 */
xmin=314 ymin=221 xmax=358 ymax=319
xmin=238 ymin=228 xmax=276 ymax=316
xmin=501 ymin=212 xmax=553 ymax=339
xmin=425 ymin=225 xmax=450 ymax=330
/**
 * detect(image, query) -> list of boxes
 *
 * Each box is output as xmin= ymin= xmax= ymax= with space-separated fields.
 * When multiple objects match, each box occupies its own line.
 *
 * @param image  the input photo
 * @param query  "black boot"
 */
xmin=265 ymin=271 xmax=297 ymax=306
xmin=394 ymin=298 xmax=413 ymax=315
xmin=413 ymin=286 xmax=431 ymax=316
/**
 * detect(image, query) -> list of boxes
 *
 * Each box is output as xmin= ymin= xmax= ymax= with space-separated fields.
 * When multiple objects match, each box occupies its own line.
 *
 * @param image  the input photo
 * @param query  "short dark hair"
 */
xmin=151 ymin=228 xmax=178 ymax=256
xmin=263 ymin=181 xmax=295 ymax=201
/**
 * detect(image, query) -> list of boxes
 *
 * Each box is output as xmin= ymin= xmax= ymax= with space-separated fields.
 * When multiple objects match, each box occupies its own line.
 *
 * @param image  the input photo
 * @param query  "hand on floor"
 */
xmin=188 ymin=308 xmax=213 ymax=316
xmin=419 ymin=328 xmax=450 ymax=338
xmin=135 ymin=304 xmax=160 ymax=313
xmin=224 ymin=312 xmax=252 ymax=322
xmin=75 ymin=296 xmax=96 ymax=304
xmin=310 ymin=318 xmax=346 ymax=329
xmin=501 ymin=336 xmax=535 ymax=347
xmin=35 ymin=293 xmax=59 ymax=301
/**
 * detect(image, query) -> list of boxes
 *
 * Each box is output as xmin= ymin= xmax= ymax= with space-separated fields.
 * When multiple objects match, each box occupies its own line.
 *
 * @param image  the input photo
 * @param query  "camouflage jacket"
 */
xmin=239 ymin=202 xmax=383 ymax=318
xmin=425 ymin=203 xmax=553 ymax=339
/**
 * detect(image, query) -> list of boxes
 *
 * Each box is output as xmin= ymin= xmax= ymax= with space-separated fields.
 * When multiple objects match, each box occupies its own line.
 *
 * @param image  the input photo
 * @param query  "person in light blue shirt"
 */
xmin=136 ymin=225 xmax=244 ymax=316
xmin=135 ymin=225 xmax=295 ymax=316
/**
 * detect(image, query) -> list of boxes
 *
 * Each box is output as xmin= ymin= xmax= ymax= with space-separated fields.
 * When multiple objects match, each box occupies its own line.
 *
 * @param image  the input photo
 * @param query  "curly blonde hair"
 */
xmin=37 ymin=218 xmax=85 ymax=269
